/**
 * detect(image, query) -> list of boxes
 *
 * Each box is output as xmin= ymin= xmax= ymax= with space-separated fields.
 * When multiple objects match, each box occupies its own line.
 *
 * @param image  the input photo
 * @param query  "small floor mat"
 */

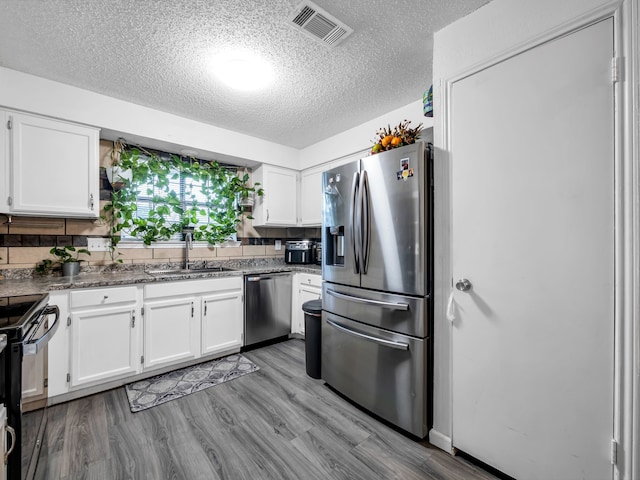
xmin=124 ymin=354 xmax=259 ymax=412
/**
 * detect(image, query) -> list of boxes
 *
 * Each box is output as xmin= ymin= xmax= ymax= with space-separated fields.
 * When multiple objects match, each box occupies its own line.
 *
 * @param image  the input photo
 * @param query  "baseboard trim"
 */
xmin=428 ymin=428 xmax=452 ymax=453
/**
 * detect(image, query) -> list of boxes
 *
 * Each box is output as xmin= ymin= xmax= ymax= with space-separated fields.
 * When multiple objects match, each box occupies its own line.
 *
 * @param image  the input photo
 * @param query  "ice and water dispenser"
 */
xmin=323 ymin=173 xmax=346 ymax=267
xmin=325 ymin=225 xmax=345 ymax=266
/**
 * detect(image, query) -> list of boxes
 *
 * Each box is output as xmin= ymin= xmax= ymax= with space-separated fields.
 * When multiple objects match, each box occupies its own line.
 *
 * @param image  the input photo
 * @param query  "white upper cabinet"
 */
xmin=298 ymin=166 xmax=323 ymax=226
xmin=251 ymin=164 xmax=298 ymax=226
xmin=0 ymin=109 xmax=99 ymax=218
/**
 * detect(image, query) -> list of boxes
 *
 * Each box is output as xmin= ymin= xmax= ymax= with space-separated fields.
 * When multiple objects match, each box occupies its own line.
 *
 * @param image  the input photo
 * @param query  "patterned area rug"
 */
xmin=125 ymin=354 xmax=259 ymax=412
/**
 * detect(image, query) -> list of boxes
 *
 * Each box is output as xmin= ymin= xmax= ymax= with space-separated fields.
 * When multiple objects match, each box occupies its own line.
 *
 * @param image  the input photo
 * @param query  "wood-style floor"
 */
xmin=35 ymin=339 xmax=497 ymax=480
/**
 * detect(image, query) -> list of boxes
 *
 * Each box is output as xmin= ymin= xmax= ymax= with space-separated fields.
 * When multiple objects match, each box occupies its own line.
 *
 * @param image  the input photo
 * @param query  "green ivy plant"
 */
xmin=103 ymin=145 xmax=263 ymax=247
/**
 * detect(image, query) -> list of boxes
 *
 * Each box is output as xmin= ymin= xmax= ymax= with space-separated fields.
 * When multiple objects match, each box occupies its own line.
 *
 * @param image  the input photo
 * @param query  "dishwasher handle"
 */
xmin=246 ymin=272 xmax=291 ymax=282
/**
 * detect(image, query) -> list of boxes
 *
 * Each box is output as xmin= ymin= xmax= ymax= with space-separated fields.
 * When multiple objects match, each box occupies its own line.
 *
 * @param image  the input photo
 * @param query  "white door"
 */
xmin=201 ymin=290 xmax=243 ymax=356
xmin=451 ymin=18 xmax=614 ymax=480
xmin=144 ymin=296 xmax=199 ymax=370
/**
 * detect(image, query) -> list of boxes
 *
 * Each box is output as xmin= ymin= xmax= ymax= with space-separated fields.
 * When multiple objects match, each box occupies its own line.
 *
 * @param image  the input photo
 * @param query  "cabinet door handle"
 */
xmin=131 ymin=311 xmax=136 ymax=328
xmin=191 ymin=302 xmax=194 ymax=317
xmin=204 ymin=301 xmax=207 ymax=316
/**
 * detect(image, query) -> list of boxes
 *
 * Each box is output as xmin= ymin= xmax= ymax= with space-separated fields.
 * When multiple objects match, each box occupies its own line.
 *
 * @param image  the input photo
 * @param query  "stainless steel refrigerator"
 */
xmin=321 ymin=137 xmax=433 ymax=438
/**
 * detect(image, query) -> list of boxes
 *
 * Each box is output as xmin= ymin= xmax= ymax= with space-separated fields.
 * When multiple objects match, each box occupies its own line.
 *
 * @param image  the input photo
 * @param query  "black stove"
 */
xmin=0 ymin=293 xmax=59 ymax=480
xmin=0 ymin=294 xmax=50 ymax=340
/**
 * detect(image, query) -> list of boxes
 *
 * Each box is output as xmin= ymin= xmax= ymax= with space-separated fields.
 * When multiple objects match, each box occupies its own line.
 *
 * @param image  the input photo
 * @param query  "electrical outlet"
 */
xmin=275 ymin=240 xmax=282 ymax=251
xmin=87 ymin=237 xmax=111 ymax=252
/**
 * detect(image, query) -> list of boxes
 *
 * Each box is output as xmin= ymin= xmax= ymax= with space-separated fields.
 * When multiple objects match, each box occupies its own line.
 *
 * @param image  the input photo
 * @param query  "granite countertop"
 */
xmin=0 ymin=264 xmax=322 ymax=297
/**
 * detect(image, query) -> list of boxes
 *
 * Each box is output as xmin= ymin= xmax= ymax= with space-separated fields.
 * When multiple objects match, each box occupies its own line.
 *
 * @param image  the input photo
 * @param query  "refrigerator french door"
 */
xmin=323 ymin=141 xmax=431 ymax=296
xmin=321 ymin=139 xmax=433 ymax=438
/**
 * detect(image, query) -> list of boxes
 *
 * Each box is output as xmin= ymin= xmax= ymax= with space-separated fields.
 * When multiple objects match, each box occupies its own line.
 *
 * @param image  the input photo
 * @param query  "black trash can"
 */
xmin=302 ymin=299 xmax=322 ymax=379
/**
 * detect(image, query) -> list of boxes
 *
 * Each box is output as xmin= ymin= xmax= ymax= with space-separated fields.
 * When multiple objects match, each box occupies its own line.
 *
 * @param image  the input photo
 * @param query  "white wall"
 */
xmin=0 ymin=67 xmax=299 ymax=169
xmin=431 ymin=0 xmax=626 ymax=453
xmin=299 ymin=99 xmax=432 ymax=170
xmin=0 ymin=66 xmax=433 ymax=172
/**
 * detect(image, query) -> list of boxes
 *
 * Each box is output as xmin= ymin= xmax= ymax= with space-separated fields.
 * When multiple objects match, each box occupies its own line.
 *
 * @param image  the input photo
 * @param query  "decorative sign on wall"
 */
xmin=423 ymin=85 xmax=433 ymax=117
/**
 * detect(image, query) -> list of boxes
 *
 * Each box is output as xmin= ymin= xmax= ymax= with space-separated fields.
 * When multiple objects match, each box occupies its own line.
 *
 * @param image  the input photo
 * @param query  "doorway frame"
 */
xmin=431 ymin=1 xmax=639 ymax=478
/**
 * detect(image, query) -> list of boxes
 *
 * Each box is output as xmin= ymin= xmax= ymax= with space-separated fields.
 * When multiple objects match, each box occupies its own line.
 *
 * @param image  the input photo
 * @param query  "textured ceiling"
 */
xmin=0 ymin=0 xmax=490 ymax=149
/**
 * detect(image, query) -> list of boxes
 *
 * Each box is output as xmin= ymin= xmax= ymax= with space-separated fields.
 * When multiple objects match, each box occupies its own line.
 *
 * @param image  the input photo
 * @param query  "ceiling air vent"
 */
xmin=288 ymin=1 xmax=353 ymax=47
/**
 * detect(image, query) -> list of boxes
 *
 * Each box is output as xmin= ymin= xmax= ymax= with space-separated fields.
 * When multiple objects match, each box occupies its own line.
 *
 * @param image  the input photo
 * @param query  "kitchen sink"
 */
xmin=146 ymin=267 xmax=237 ymax=275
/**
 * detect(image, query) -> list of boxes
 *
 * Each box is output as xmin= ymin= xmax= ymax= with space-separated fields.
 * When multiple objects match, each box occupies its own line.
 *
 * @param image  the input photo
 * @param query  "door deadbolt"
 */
xmin=455 ymin=279 xmax=472 ymax=292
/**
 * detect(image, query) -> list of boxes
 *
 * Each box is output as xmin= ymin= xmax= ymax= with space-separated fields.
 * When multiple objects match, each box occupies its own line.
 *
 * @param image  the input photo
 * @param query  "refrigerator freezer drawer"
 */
xmin=322 ymin=282 xmax=429 ymax=338
xmin=321 ymin=312 xmax=428 ymax=438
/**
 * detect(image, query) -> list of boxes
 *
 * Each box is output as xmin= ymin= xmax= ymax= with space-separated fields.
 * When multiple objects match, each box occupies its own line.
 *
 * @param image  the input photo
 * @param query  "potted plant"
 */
xmin=106 ymin=138 xmax=133 ymax=190
xmin=49 ymin=246 xmax=91 ymax=276
xmin=232 ymin=170 xmax=263 ymax=209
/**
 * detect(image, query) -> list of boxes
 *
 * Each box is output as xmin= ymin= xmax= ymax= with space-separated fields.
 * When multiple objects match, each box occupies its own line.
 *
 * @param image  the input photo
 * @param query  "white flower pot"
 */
xmin=236 ymin=191 xmax=255 ymax=207
xmin=106 ymin=166 xmax=132 ymax=189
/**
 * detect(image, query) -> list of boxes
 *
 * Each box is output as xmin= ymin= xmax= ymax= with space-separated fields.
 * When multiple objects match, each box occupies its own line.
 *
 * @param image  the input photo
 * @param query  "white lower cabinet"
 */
xmin=143 ymin=277 xmax=243 ymax=372
xmin=47 ymin=291 xmax=70 ymax=397
xmin=143 ymin=295 xmax=199 ymax=371
xmin=44 ymin=275 xmax=249 ymax=401
xmin=202 ymin=287 xmax=243 ymax=356
xmin=22 ymin=322 xmax=46 ymax=400
xmin=69 ymin=286 xmax=141 ymax=388
xmin=291 ymin=273 xmax=322 ymax=335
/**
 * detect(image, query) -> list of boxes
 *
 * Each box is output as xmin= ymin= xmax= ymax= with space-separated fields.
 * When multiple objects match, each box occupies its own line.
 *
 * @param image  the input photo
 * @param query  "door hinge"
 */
xmin=66 ymin=373 xmax=70 ymax=383
xmin=141 ymin=355 xmax=144 ymax=364
xmin=67 ymin=316 xmax=71 ymax=326
xmin=611 ymin=439 xmax=618 ymax=465
xmin=131 ymin=311 xmax=136 ymax=328
xmin=141 ymin=307 xmax=144 ymax=316
xmin=191 ymin=302 xmax=194 ymax=318
xmin=204 ymin=302 xmax=207 ymax=316
xmin=6 ymin=118 xmax=12 ymax=130
xmin=7 ymin=196 xmax=12 ymax=206
xmin=43 ymin=378 xmax=48 ymax=388
xmin=612 ymin=57 xmax=622 ymax=83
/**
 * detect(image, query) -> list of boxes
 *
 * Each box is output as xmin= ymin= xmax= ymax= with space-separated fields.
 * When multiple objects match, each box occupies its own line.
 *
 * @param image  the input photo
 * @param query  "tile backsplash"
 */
xmin=0 ymin=217 xmax=320 ymax=270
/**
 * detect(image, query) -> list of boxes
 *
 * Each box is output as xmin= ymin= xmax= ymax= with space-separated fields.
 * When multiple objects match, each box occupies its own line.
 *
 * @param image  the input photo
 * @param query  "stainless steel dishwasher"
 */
xmin=244 ymin=272 xmax=292 ymax=347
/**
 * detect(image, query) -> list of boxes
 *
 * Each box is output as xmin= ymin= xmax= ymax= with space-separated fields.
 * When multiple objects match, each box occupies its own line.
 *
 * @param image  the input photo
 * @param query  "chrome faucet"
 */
xmin=183 ymin=227 xmax=194 ymax=270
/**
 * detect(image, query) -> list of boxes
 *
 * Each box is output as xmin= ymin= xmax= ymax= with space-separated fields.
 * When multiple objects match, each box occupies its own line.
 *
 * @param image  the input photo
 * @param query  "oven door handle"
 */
xmin=4 ymin=424 xmax=15 ymax=465
xmin=22 ymin=305 xmax=60 ymax=356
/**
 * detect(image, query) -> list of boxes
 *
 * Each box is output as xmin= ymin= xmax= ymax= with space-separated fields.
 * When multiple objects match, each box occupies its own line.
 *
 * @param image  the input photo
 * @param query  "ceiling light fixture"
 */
xmin=210 ymin=51 xmax=274 ymax=91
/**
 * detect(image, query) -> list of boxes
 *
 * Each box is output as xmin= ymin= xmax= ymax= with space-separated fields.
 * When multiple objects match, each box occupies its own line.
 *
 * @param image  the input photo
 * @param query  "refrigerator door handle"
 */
xmin=360 ymin=169 xmax=371 ymax=274
xmin=326 ymin=319 xmax=409 ymax=350
xmin=326 ymin=288 xmax=410 ymax=311
xmin=350 ymin=171 xmax=360 ymax=273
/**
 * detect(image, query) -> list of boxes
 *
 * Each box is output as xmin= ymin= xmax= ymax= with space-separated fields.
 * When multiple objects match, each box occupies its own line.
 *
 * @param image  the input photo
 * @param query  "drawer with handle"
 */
xmin=70 ymin=286 xmax=138 ymax=309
